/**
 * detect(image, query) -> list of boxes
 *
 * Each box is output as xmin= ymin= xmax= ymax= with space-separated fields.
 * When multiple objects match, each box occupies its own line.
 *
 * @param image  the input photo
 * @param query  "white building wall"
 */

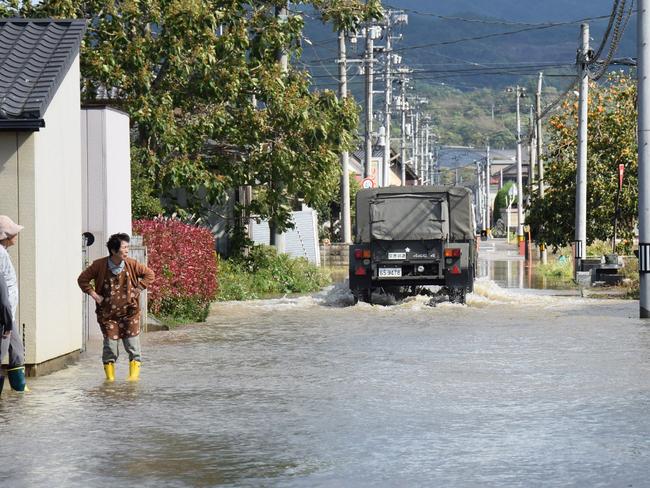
xmin=250 ymin=207 xmax=321 ymax=265
xmin=81 ymin=106 xmax=132 ymax=337
xmin=30 ymin=55 xmax=83 ymax=363
xmin=0 ymin=132 xmax=36 ymax=363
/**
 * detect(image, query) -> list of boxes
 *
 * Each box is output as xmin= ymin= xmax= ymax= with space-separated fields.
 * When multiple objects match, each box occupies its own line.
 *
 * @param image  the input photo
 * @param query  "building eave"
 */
xmin=0 ymin=119 xmax=45 ymax=131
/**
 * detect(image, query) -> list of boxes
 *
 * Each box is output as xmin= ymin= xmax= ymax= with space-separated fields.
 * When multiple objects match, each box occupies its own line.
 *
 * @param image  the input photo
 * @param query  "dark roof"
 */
xmin=352 ymin=146 xmax=386 ymax=161
xmin=0 ymin=18 xmax=86 ymax=131
xmin=437 ymin=146 xmax=486 ymax=169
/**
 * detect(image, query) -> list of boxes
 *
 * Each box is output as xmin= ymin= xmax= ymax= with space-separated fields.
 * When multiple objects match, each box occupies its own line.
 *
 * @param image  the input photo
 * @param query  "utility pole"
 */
xmin=509 ymin=85 xmax=526 ymax=255
xmin=382 ymin=17 xmax=392 ymax=188
xmin=271 ymin=3 xmax=288 ymax=252
xmin=424 ymin=123 xmax=430 ymax=184
xmin=638 ymin=1 xmax=650 ymax=317
xmin=476 ymin=160 xmax=484 ymax=232
xmin=399 ymin=75 xmax=407 ymax=186
xmin=413 ymin=110 xmax=422 ymax=185
xmin=339 ymin=31 xmax=351 ymax=244
xmin=529 ymin=105 xmax=536 ymax=196
xmin=575 ymin=23 xmax=590 ymax=276
xmin=364 ymin=25 xmax=375 ymax=180
xmin=536 ymin=72 xmax=547 ymax=264
xmin=485 ymin=145 xmax=491 ymax=236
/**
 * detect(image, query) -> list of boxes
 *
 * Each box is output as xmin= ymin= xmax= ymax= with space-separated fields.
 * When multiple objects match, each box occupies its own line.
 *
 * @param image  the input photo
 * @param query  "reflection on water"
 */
xmin=478 ymin=258 xmax=576 ymax=291
xmin=328 ymin=256 xmax=574 ymax=291
xmin=2 ymin=282 xmax=647 ymax=487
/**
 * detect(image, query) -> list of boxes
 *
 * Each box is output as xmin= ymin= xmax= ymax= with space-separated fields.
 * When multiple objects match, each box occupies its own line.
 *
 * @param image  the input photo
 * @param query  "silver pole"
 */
xmin=272 ymin=4 xmax=289 ymax=252
xmin=638 ymin=3 xmax=650 ymax=317
xmin=476 ymin=161 xmax=483 ymax=231
xmin=382 ymin=20 xmax=392 ymax=187
xmin=424 ymin=123 xmax=431 ymax=185
xmin=575 ymin=23 xmax=589 ymax=275
xmin=515 ymin=86 xmax=524 ymax=254
xmin=529 ymin=105 xmax=536 ymax=195
xmin=364 ymin=26 xmax=374 ymax=179
xmin=339 ymin=31 xmax=351 ymax=244
xmin=536 ymin=72 xmax=547 ymax=263
xmin=400 ymin=79 xmax=406 ymax=186
xmin=486 ymin=145 xmax=491 ymax=235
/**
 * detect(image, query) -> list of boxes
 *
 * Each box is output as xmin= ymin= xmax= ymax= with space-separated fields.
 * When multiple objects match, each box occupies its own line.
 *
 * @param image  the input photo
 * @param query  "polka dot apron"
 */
xmin=98 ymin=269 xmax=141 ymax=340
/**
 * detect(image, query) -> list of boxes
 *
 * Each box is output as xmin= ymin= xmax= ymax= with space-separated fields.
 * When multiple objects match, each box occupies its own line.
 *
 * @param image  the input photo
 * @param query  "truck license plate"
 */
xmin=388 ymin=252 xmax=406 ymax=260
xmin=379 ymin=267 xmax=402 ymax=277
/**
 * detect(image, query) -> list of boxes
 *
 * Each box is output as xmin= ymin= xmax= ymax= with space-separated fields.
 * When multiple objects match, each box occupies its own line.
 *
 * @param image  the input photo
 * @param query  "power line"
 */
xmin=383 ymin=4 xmax=617 ymax=27
xmin=392 ymin=13 xmax=628 ymax=53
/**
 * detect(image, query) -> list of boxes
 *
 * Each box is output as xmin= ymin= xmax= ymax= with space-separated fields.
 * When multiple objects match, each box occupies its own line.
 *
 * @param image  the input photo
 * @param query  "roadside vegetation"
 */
xmin=217 ymin=246 xmax=331 ymax=301
xmin=134 ymin=217 xmax=219 ymax=325
xmin=528 ymin=73 xmax=637 ymax=250
xmin=533 ymin=240 xmax=639 ymax=295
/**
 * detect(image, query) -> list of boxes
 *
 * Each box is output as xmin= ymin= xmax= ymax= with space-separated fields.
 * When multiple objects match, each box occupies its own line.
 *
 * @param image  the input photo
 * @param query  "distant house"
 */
xmin=0 ymin=19 xmax=86 ymax=375
xmin=350 ymin=146 xmax=418 ymax=187
xmin=489 ymin=148 xmax=530 ymax=190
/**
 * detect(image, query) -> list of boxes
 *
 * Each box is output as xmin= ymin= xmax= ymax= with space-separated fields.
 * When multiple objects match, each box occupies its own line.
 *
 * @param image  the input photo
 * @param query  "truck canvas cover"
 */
xmin=355 ymin=185 xmax=474 ymax=242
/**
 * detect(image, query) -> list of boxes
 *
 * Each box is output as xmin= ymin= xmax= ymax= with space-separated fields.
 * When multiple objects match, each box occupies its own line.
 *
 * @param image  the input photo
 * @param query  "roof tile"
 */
xmin=0 ymin=18 xmax=86 ymax=126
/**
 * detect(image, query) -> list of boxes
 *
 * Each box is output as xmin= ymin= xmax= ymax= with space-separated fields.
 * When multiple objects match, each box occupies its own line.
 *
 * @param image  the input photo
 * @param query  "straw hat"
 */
xmin=0 ymin=215 xmax=23 ymax=240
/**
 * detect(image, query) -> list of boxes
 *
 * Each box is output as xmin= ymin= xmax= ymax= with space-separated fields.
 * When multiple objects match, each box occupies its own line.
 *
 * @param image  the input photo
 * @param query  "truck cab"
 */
xmin=349 ymin=185 xmax=477 ymax=304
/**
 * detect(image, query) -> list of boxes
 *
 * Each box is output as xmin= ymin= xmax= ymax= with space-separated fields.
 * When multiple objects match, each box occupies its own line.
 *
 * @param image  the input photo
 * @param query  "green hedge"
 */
xmin=217 ymin=245 xmax=331 ymax=301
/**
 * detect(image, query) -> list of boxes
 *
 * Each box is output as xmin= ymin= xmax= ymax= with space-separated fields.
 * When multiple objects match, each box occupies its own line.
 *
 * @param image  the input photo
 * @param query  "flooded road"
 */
xmin=2 ymin=248 xmax=649 ymax=487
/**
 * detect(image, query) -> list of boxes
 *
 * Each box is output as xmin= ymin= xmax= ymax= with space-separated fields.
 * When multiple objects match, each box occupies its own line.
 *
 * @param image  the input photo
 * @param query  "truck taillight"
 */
xmin=450 ymin=264 xmax=461 ymax=275
xmin=354 ymin=249 xmax=363 ymax=259
xmin=444 ymin=248 xmax=461 ymax=258
xmin=354 ymin=266 xmax=367 ymax=276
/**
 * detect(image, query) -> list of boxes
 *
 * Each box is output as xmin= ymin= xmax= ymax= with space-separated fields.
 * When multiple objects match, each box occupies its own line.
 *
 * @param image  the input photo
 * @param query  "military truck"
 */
xmin=349 ymin=185 xmax=477 ymax=304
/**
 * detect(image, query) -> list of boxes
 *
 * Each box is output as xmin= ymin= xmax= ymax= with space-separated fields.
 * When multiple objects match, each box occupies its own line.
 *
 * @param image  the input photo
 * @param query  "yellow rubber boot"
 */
xmin=127 ymin=360 xmax=141 ymax=381
xmin=103 ymin=362 xmax=115 ymax=382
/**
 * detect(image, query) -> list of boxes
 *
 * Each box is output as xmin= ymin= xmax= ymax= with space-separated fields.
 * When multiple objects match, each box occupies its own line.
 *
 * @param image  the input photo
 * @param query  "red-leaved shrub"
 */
xmin=133 ymin=217 xmax=218 ymax=316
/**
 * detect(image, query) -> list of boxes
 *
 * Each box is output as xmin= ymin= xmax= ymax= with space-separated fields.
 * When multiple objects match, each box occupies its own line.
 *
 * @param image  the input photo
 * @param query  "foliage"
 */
xmin=312 ymin=171 xmax=361 ymax=242
xmin=157 ymin=296 xmax=210 ymax=324
xmin=527 ymin=72 xmax=637 ymax=249
xmin=536 ymin=257 xmax=573 ymax=281
xmin=586 ymin=240 xmax=613 ymax=257
xmin=133 ymin=217 xmax=218 ymax=322
xmin=621 ymin=257 xmax=639 ymax=298
xmin=13 ymin=0 xmax=379 ymax=250
xmin=217 ymin=244 xmax=330 ymax=300
xmin=492 ymin=181 xmax=515 ymax=223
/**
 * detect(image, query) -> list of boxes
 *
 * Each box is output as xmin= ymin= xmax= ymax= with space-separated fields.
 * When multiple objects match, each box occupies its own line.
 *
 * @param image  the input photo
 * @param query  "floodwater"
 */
xmin=1 ymin=243 xmax=647 ymax=487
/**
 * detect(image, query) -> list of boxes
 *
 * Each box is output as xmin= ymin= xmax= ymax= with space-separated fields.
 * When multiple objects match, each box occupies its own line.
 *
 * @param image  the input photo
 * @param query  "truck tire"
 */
xmin=449 ymin=287 xmax=466 ymax=304
xmin=352 ymin=288 xmax=371 ymax=304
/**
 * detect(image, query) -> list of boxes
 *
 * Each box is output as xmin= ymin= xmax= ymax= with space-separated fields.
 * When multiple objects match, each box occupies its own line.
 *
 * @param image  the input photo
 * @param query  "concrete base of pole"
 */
xmin=641 ymin=275 xmax=650 ymax=318
xmin=540 ymin=248 xmax=548 ymax=265
xmin=576 ymin=271 xmax=591 ymax=287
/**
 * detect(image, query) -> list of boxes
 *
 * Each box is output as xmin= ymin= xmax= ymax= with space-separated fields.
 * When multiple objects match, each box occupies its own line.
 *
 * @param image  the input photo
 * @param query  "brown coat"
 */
xmin=78 ymin=257 xmax=155 ymax=301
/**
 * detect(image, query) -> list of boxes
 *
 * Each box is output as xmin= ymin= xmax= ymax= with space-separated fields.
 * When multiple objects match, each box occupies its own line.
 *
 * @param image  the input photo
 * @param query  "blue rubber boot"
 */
xmin=7 ymin=366 xmax=27 ymax=392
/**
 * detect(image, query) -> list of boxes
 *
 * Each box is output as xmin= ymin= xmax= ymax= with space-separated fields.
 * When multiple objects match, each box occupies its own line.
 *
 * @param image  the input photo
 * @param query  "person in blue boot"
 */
xmin=0 ymin=274 xmax=14 ymax=395
xmin=0 ymin=215 xmax=27 ymax=392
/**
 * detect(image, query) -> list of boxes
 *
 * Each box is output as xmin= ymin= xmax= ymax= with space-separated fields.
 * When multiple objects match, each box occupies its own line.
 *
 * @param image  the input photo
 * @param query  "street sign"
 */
xmin=361 ymin=177 xmax=375 ymax=189
xmin=619 ymin=163 xmax=625 ymax=190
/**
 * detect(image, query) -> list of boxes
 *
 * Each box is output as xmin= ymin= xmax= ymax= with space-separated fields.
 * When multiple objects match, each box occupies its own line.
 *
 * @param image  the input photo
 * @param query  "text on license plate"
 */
xmin=379 ymin=267 xmax=402 ymax=277
xmin=388 ymin=252 xmax=406 ymax=260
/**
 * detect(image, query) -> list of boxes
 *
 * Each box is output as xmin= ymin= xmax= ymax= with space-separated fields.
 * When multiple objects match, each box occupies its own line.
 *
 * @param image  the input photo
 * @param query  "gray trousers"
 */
xmin=102 ymin=335 xmax=141 ymax=364
xmin=0 ymin=326 xmax=25 ymax=374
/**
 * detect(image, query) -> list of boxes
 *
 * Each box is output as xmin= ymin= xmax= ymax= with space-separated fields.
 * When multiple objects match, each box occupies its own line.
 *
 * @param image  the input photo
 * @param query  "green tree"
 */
xmin=8 ymin=0 xmax=380 ymax=243
xmin=527 ymin=72 xmax=637 ymax=249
